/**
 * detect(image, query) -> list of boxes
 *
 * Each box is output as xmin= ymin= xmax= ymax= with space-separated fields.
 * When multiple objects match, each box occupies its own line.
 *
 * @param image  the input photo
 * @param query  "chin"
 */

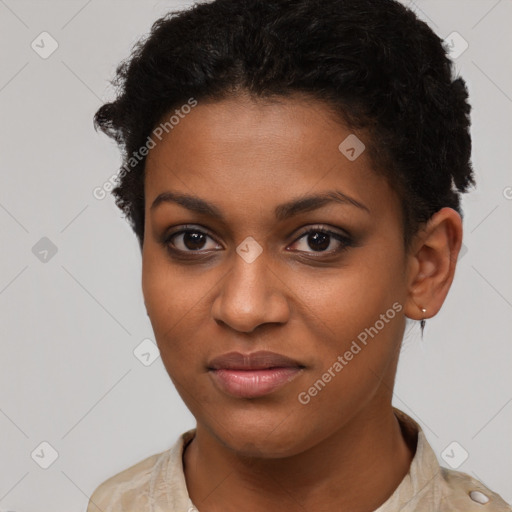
xmin=203 ymin=411 xmax=318 ymax=459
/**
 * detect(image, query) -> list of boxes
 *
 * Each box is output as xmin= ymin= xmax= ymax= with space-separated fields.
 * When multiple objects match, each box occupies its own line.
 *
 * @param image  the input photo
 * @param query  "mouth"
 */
xmin=207 ymin=350 xmax=305 ymax=399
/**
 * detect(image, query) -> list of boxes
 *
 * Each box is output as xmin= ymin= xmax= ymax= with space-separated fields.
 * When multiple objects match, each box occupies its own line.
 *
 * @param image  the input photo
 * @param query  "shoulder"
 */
xmin=86 ymin=449 xmax=169 ymax=512
xmin=439 ymin=466 xmax=512 ymax=511
xmin=86 ymin=429 xmax=196 ymax=512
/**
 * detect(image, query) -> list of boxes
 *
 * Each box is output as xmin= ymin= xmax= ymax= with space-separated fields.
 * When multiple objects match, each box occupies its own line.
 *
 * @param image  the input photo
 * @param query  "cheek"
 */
xmin=141 ymin=253 xmax=203 ymax=359
xmin=142 ymin=245 xmax=204 ymax=319
xmin=291 ymin=255 xmax=403 ymax=333
xmin=290 ymin=258 xmax=405 ymax=393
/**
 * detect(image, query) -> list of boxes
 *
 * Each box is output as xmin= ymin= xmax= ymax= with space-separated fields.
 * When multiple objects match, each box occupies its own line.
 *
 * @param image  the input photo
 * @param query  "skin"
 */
xmin=141 ymin=92 xmax=463 ymax=512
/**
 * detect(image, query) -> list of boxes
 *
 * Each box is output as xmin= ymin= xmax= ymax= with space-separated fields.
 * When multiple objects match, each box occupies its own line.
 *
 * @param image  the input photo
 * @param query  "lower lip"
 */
xmin=209 ymin=367 xmax=303 ymax=398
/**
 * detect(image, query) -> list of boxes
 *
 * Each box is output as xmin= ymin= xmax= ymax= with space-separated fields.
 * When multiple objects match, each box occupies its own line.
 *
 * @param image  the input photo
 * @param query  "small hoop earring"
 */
xmin=420 ymin=307 xmax=427 ymax=339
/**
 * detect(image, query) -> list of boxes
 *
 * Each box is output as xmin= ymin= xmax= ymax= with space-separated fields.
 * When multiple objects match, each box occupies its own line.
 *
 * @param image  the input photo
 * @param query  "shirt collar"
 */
xmin=163 ymin=407 xmax=443 ymax=512
xmin=372 ymin=407 xmax=443 ymax=511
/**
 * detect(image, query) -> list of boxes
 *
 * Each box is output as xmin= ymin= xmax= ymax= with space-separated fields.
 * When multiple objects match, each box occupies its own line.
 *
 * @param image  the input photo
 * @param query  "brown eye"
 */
xmin=304 ymin=231 xmax=330 ymax=251
xmin=289 ymin=227 xmax=353 ymax=255
xmin=164 ymin=227 xmax=222 ymax=253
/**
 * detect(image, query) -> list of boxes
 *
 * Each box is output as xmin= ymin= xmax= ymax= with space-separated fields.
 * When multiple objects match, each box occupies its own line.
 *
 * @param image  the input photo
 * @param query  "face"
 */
xmin=142 ymin=93 xmax=410 ymax=458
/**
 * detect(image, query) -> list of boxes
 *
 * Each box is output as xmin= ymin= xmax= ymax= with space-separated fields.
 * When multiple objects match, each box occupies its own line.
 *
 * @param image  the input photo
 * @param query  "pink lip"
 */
xmin=207 ymin=351 xmax=305 ymax=398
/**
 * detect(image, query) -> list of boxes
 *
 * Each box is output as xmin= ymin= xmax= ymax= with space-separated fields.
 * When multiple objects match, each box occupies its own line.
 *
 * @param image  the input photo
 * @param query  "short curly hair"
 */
xmin=93 ymin=0 xmax=475 ymax=252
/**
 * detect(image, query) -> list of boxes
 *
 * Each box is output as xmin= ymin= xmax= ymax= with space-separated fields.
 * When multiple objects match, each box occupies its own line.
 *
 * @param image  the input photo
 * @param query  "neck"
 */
xmin=183 ymin=402 xmax=416 ymax=512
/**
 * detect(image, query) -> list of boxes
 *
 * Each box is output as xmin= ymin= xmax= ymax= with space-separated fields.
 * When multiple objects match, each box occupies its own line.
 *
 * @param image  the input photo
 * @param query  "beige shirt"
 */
xmin=86 ymin=408 xmax=511 ymax=511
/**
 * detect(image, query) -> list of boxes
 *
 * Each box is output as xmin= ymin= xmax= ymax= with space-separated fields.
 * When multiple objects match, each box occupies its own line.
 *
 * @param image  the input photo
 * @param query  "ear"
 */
xmin=403 ymin=207 xmax=463 ymax=321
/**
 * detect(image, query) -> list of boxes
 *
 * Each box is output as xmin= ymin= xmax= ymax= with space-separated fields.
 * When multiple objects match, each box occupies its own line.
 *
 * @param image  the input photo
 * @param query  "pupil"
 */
xmin=184 ymin=231 xmax=205 ymax=250
xmin=309 ymin=232 xmax=329 ymax=251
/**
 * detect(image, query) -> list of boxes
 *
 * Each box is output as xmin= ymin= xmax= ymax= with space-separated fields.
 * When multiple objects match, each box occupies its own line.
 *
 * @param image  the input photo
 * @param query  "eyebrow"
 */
xmin=150 ymin=189 xmax=370 ymax=220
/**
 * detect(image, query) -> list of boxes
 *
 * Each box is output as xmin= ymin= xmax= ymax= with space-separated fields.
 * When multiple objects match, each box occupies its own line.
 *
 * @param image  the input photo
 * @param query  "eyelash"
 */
xmin=161 ymin=224 xmax=355 ymax=259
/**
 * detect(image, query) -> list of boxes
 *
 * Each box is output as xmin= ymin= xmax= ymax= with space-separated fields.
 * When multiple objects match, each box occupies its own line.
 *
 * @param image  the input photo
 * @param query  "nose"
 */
xmin=211 ymin=247 xmax=290 ymax=333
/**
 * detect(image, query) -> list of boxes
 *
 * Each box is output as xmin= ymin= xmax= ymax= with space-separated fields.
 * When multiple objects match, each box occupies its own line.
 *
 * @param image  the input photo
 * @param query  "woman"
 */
xmin=87 ymin=0 xmax=512 ymax=510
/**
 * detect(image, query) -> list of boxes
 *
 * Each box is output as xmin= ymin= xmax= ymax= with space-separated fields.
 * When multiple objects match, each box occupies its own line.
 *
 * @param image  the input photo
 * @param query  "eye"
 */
xmin=162 ymin=224 xmax=354 ymax=258
xmin=164 ymin=226 xmax=222 ymax=253
xmin=288 ymin=226 xmax=354 ymax=255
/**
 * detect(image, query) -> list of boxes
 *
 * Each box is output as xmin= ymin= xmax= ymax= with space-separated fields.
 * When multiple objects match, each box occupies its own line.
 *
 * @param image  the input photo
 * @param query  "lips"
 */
xmin=208 ymin=350 xmax=304 ymax=371
xmin=207 ymin=351 xmax=305 ymax=398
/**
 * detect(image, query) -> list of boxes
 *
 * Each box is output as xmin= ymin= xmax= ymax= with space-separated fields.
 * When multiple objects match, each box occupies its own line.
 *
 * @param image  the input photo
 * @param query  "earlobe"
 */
xmin=404 ymin=207 xmax=463 ymax=322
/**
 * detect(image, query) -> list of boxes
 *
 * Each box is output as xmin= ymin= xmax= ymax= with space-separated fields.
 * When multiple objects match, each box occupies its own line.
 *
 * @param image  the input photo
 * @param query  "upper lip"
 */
xmin=207 ymin=350 xmax=304 ymax=370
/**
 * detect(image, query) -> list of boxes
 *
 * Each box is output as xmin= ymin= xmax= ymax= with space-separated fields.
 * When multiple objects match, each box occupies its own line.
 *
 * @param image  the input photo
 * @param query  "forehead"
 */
xmin=144 ymin=94 xmax=400 ymax=225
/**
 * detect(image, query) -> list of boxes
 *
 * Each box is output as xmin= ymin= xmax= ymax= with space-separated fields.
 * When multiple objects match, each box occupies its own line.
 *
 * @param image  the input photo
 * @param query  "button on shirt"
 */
xmin=86 ymin=408 xmax=512 ymax=512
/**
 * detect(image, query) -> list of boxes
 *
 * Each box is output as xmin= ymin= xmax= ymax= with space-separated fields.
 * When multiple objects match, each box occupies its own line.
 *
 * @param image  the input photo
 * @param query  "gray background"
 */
xmin=0 ymin=1 xmax=511 ymax=510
